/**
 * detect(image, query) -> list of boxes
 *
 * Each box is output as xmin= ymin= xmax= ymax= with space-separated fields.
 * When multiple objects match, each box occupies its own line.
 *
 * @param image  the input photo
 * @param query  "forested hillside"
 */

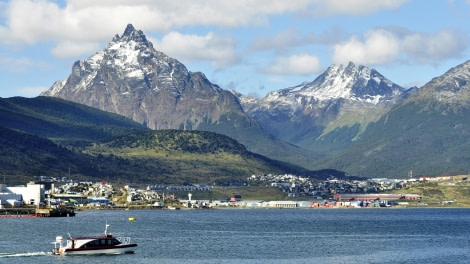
xmin=0 ymin=96 xmax=147 ymax=144
xmin=315 ymin=101 xmax=470 ymax=178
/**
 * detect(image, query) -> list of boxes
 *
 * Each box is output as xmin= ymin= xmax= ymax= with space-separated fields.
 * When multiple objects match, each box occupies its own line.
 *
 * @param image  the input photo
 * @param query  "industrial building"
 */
xmin=334 ymin=193 xmax=420 ymax=202
xmin=0 ymin=182 xmax=45 ymax=207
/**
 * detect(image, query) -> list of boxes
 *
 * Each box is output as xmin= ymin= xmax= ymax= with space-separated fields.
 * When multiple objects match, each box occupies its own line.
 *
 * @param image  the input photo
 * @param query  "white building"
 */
xmin=0 ymin=182 xmax=45 ymax=206
xmin=268 ymin=201 xmax=298 ymax=208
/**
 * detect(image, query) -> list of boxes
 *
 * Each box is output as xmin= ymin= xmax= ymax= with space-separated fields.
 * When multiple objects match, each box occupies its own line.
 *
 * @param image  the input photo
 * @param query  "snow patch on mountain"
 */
xmin=416 ymin=60 xmax=470 ymax=104
xmin=41 ymin=23 xmax=249 ymax=136
xmin=106 ymin=40 xmax=143 ymax=78
xmin=245 ymin=62 xmax=405 ymax=114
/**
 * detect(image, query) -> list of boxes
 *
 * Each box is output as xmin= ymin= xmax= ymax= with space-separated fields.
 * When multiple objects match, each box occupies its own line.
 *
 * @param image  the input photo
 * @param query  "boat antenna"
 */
xmin=68 ymin=232 xmax=72 ymax=238
xmin=105 ymin=221 xmax=110 ymax=235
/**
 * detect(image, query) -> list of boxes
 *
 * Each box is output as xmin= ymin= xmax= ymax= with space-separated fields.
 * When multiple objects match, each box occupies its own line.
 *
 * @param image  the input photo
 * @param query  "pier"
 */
xmin=0 ymin=207 xmax=75 ymax=217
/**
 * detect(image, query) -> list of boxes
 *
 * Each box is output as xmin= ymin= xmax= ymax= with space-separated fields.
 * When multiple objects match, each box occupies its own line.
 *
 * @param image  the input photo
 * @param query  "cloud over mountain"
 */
xmin=151 ymin=32 xmax=239 ymax=68
xmin=1 ymin=0 xmax=469 ymax=99
xmin=333 ymin=28 xmax=468 ymax=66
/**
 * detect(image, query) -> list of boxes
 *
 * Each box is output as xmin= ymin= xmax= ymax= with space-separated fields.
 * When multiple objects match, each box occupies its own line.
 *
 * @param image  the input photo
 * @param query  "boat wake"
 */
xmin=0 ymin=252 xmax=49 ymax=258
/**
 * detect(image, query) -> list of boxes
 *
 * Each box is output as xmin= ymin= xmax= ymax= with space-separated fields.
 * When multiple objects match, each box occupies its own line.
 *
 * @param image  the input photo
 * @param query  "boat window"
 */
xmin=107 ymin=239 xmax=113 ymax=245
xmin=100 ymin=239 xmax=106 ymax=245
xmin=81 ymin=240 xmax=99 ymax=248
xmin=113 ymin=239 xmax=121 ymax=245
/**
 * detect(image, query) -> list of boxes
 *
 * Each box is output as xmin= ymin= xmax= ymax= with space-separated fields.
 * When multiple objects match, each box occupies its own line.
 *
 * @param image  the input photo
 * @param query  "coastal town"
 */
xmin=1 ymin=172 xmax=467 ymax=217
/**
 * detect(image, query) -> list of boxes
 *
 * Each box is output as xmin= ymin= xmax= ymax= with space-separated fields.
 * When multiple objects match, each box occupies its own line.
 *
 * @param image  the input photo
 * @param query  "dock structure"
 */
xmin=0 ymin=207 xmax=75 ymax=218
xmin=0 ymin=208 xmax=36 ymax=217
xmin=35 ymin=208 xmax=51 ymax=217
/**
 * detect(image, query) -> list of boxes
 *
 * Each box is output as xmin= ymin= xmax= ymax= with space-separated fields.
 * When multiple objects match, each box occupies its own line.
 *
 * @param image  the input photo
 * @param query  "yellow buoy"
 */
xmin=128 ymin=217 xmax=136 ymax=221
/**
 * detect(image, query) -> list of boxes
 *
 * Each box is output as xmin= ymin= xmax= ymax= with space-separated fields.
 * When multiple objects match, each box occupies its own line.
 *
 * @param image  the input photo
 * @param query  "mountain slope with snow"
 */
xmin=41 ymin=24 xmax=320 ymax=168
xmin=315 ymin=60 xmax=470 ymax=178
xmin=407 ymin=60 xmax=470 ymax=105
xmin=236 ymin=62 xmax=409 ymax=154
xmin=42 ymin=24 xmax=238 ymax=130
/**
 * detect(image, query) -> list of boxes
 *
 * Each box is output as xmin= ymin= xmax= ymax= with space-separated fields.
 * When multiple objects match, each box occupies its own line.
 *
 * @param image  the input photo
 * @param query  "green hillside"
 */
xmin=302 ymin=104 xmax=391 ymax=155
xmin=82 ymin=129 xmax=308 ymax=184
xmin=0 ymin=125 xmax=309 ymax=185
xmin=0 ymin=96 xmax=320 ymax=173
xmin=0 ymin=125 xmax=80 ymax=182
xmin=197 ymin=111 xmax=323 ymax=170
xmin=315 ymin=101 xmax=470 ymax=178
xmin=392 ymin=176 xmax=470 ymax=207
xmin=0 ymin=125 xmax=156 ymax=183
xmin=0 ymin=96 xmax=147 ymax=144
xmin=0 ymin=97 xmax=330 ymax=184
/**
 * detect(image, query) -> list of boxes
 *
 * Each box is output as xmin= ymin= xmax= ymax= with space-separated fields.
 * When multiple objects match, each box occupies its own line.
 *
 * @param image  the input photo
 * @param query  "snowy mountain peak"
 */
xmin=41 ymin=24 xmax=186 ymax=99
xmin=277 ymin=62 xmax=404 ymax=104
xmin=123 ymin=23 xmax=136 ymax=36
xmin=41 ymin=24 xmax=245 ymax=132
xmin=112 ymin=23 xmax=150 ymax=46
xmin=236 ymin=62 xmax=407 ymax=134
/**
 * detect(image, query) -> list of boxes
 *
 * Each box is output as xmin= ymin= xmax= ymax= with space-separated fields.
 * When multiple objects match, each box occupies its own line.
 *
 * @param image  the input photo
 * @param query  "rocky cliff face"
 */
xmin=42 ymin=24 xmax=251 ymax=131
xmin=407 ymin=60 xmax=470 ymax=106
xmin=235 ymin=62 xmax=409 ymax=153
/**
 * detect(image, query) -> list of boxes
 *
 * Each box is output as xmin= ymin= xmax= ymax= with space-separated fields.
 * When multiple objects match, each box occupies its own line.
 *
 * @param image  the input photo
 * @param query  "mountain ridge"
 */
xmin=42 ymin=23 xmax=243 ymax=130
xmin=406 ymin=59 xmax=470 ymax=105
xmin=41 ymin=24 xmax=320 ymax=167
xmin=236 ymin=61 xmax=409 ymax=155
xmin=37 ymin=23 xmax=470 ymax=179
xmin=312 ymin=59 xmax=470 ymax=177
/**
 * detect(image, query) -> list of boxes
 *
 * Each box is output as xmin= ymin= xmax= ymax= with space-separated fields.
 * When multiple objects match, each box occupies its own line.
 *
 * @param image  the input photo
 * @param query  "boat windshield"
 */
xmin=67 ymin=240 xmax=74 ymax=248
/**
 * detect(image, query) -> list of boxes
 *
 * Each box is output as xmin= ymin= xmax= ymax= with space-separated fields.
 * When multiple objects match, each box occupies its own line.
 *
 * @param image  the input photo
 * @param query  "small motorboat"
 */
xmin=51 ymin=223 xmax=137 ymax=256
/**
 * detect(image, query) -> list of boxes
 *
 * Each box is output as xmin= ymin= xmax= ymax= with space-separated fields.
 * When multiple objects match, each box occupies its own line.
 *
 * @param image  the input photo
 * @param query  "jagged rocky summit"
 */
xmin=41 ymin=24 xmax=250 ymax=131
xmin=41 ymin=24 xmax=327 ymax=169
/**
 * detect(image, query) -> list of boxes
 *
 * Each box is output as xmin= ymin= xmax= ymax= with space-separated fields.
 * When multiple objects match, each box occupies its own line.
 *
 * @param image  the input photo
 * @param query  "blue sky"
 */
xmin=1 ymin=0 xmax=470 ymax=98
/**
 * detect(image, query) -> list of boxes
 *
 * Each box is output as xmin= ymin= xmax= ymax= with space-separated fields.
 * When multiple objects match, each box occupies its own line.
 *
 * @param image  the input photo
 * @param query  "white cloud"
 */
xmin=310 ymin=0 xmax=409 ymax=16
xmin=249 ymin=29 xmax=306 ymax=52
xmin=4 ymin=0 xmax=65 ymax=43
xmin=0 ymin=0 xmax=412 ymax=76
xmin=263 ymin=54 xmax=322 ymax=75
xmin=0 ymin=0 xmax=410 ymax=45
xmin=0 ymin=54 xmax=50 ymax=72
xmin=0 ymin=0 xmax=417 ymax=72
xmin=401 ymin=29 xmax=468 ymax=63
xmin=0 ymin=0 xmax=313 ymax=45
xmin=51 ymin=41 xmax=101 ymax=59
xmin=248 ymin=27 xmax=345 ymax=53
xmin=333 ymin=29 xmax=400 ymax=65
xmin=152 ymin=32 xmax=239 ymax=68
xmin=332 ymin=28 xmax=468 ymax=66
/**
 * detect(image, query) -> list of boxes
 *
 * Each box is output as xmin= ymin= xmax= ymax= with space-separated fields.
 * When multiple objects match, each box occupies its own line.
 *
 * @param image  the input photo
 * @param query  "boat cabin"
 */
xmin=68 ymin=235 xmax=124 ymax=249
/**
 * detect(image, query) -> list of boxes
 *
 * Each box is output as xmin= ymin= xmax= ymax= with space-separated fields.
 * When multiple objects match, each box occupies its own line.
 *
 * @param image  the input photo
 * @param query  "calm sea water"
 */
xmin=0 ymin=208 xmax=469 ymax=264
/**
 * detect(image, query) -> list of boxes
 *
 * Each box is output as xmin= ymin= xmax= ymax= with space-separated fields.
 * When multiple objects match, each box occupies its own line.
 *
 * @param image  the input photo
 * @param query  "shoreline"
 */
xmin=79 ymin=204 xmax=470 ymax=210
